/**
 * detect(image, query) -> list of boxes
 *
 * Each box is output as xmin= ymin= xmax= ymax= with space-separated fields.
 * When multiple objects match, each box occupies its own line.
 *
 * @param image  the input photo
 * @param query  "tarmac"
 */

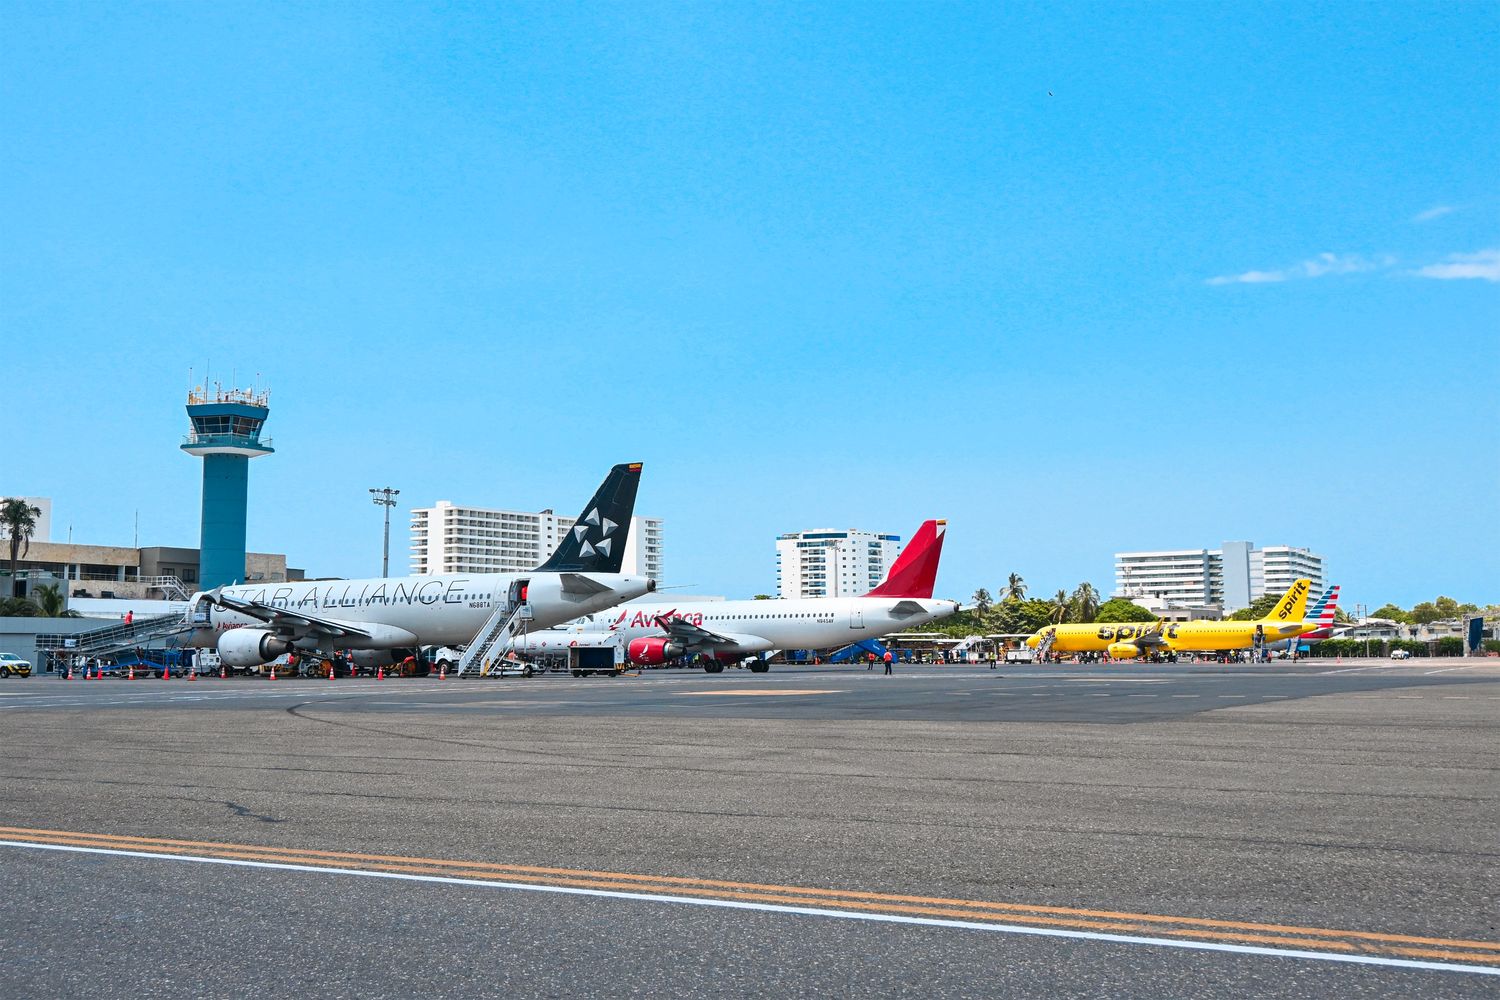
xmin=1 ymin=658 xmax=1496 ymax=997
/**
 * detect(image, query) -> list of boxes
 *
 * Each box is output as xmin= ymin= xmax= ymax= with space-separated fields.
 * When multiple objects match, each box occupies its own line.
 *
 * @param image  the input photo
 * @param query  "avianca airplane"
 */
xmin=1026 ymin=578 xmax=1317 ymax=659
xmin=186 ymin=463 xmax=656 ymax=669
xmin=512 ymin=519 xmax=957 ymax=673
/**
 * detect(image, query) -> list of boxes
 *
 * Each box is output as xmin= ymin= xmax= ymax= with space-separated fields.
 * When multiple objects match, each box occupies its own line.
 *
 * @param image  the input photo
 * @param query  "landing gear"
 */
xmin=703 ymin=662 xmax=725 ymax=674
xmin=748 ymin=661 xmax=769 ymax=673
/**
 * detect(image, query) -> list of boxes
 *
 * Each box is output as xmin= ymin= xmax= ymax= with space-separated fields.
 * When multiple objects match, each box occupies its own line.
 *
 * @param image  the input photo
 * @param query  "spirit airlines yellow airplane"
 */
xmin=1026 ymin=579 xmax=1314 ymax=659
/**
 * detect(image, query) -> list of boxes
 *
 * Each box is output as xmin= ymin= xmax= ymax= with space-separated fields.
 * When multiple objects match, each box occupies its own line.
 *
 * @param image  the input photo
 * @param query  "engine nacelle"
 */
xmin=217 ymin=629 xmax=292 ymax=667
xmin=627 ymin=637 xmax=684 ymax=665
xmin=1107 ymin=642 xmax=1140 ymax=660
xmin=350 ymin=649 xmax=403 ymax=668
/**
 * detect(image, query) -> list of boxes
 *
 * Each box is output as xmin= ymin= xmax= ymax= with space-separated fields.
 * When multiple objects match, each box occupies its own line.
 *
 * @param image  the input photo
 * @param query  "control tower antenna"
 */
xmin=181 ymin=384 xmax=274 ymax=590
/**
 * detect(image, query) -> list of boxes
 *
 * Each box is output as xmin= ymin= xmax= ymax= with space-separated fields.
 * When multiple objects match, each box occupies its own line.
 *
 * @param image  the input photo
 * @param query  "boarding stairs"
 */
xmin=139 ymin=575 xmax=191 ymax=601
xmin=1033 ymin=631 xmax=1056 ymax=661
xmin=455 ymin=600 xmax=535 ymax=678
xmin=35 ymin=612 xmax=195 ymax=658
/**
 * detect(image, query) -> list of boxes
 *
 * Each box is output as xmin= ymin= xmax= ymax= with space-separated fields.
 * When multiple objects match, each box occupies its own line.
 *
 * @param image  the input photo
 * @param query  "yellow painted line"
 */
xmin=2 ymin=825 xmax=1497 ymax=962
xmin=676 ymin=689 xmax=843 ymax=697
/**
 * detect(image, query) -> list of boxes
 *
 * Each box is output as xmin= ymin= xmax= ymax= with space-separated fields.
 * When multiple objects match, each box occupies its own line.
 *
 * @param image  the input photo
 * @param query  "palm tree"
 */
xmin=2 ymin=498 xmax=43 ymax=599
xmin=31 ymin=583 xmax=78 ymax=618
xmin=1005 ymin=573 xmax=1027 ymax=602
xmin=0 ymin=596 xmax=39 ymax=617
xmin=971 ymin=588 xmax=992 ymax=612
xmin=1050 ymin=588 xmax=1072 ymax=624
xmin=1071 ymin=581 xmax=1100 ymax=621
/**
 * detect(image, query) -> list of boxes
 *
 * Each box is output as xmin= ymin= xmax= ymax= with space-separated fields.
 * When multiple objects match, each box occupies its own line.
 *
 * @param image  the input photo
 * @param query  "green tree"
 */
xmin=752 ymin=594 xmax=773 ymax=600
xmin=1409 ymin=602 xmax=1442 ymax=624
xmin=1094 ymin=598 xmax=1157 ymax=623
xmin=1227 ymin=593 xmax=1284 ymax=621
xmin=1435 ymin=636 xmax=1465 ymax=657
xmin=1434 ymin=596 xmax=1460 ymax=619
xmin=1334 ymin=607 xmax=1353 ymax=624
xmin=996 ymin=598 xmax=1056 ymax=634
xmin=2 ymin=498 xmax=43 ymax=600
xmin=1005 ymin=573 xmax=1027 ymax=602
xmin=971 ymin=588 xmax=992 ymax=612
xmin=31 ymin=583 xmax=78 ymax=618
xmin=1070 ymin=582 xmax=1101 ymax=622
xmin=1049 ymin=589 xmax=1072 ymax=624
xmin=0 ymin=596 xmax=39 ymax=617
xmin=1370 ymin=603 xmax=1410 ymax=623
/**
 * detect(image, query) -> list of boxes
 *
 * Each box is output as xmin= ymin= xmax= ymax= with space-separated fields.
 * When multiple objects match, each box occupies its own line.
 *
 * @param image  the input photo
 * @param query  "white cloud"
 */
xmin=1412 ymin=248 xmax=1500 ymax=283
xmin=1206 ymin=253 xmax=1389 ymax=286
xmin=1412 ymin=205 xmax=1455 ymax=223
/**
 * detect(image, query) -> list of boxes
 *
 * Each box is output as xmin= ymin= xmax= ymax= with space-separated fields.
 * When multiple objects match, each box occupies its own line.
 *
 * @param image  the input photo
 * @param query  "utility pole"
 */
xmin=369 ymin=487 xmax=400 ymax=577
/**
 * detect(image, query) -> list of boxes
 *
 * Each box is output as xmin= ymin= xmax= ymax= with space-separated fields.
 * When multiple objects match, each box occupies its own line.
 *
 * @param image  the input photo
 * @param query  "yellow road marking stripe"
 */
xmin=2 ymin=826 xmax=1495 ymax=955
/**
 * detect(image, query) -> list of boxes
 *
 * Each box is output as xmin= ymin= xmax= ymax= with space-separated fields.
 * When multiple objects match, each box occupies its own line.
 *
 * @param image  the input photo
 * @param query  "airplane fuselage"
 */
xmin=187 ymin=572 xmax=654 ymax=650
xmin=517 ymin=596 xmax=959 ymax=658
xmin=1029 ymin=619 xmax=1317 ymax=655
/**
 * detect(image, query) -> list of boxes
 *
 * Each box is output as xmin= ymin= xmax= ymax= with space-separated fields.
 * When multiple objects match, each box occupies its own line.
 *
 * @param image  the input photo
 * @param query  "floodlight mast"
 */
xmin=370 ymin=487 xmax=400 ymax=577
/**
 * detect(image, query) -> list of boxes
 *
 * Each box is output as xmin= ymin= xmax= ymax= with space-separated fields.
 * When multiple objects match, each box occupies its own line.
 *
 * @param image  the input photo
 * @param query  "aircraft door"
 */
xmin=849 ymin=610 xmax=865 ymax=630
xmin=191 ymin=595 xmax=213 ymax=626
xmin=510 ymin=578 xmax=534 ymax=621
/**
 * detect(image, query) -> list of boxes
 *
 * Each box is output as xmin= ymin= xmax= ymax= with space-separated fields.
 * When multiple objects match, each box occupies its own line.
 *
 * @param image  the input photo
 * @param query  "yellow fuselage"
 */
xmin=1027 ymin=619 xmax=1315 ymax=655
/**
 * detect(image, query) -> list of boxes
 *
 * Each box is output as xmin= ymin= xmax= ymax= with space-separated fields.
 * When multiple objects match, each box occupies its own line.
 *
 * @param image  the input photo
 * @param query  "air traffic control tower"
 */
xmin=181 ymin=386 xmax=273 ymax=590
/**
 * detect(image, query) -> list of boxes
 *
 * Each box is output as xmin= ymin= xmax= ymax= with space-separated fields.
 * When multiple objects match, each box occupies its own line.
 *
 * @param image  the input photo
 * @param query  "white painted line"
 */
xmin=1 ymin=841 xmax=1494 ymax=977
xmin=1425 ymin=666 xmax=1484 ymax=675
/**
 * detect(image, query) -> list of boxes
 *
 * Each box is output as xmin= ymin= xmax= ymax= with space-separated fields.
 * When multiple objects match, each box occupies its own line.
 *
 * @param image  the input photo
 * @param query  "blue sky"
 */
xmin=3 ymin=2 xmax=1496 ymax=608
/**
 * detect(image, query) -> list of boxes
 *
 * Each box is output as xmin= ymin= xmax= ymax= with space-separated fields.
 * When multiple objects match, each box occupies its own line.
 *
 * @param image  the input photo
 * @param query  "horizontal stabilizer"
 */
xmin=559 ymin=573 xmax=613 ymax=597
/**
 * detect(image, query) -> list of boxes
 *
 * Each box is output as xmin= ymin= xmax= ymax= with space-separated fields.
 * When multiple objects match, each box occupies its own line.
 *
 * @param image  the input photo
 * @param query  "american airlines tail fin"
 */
xmin=1308 ymin=585 xmax=1340 ymax=625
xmin=536 ymin=463 xmax=643 ymax=574
xmin=1260 ymin=578 xmax=1312 ymax=624
xmin=864 ymin=520 xmax=946 ymax=599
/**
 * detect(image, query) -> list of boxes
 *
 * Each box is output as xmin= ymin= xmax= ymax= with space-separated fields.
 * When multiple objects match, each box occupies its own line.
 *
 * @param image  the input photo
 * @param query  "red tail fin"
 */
xmin=865 ymin=520 xmax=946 ymax=599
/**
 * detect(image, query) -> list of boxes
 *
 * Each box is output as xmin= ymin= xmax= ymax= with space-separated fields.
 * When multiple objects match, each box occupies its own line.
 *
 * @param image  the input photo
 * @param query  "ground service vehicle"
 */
xmin=0 ymin=652 xmax=32 ymax=677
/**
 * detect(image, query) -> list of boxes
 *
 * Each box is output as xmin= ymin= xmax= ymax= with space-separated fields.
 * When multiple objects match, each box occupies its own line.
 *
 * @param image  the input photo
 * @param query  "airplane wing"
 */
xmin=207 ymin=589 xmax=374 ymax=639
xmin=655 ymin=615 xmax=742 ymax=650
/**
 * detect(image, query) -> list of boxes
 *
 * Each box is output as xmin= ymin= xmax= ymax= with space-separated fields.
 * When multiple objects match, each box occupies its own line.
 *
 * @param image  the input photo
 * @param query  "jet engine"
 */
xmin=1106 ymin=642 xmax=1140 ymax=659
xmin=626 ymin=637 xmax=684 ymax=665
xmin=217 ymin=629 xmax=292 ymax=667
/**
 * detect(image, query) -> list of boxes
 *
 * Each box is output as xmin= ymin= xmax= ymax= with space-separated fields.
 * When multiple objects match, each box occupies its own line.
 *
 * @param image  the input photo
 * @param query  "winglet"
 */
xmin=1261 ymin=578 xmax=1312 ymax=623
xmin=535 ymin=464 xmax=643 ymax=574
xmin=864 ymin=519 xmax=946 ymax=599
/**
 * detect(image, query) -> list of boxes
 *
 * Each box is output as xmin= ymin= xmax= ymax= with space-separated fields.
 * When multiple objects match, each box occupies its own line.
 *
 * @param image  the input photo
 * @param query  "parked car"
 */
xmin=1390 ymin=649 xmax=1412 ymax=660
xmin=0 ymin=652 xmax=32 ymax=678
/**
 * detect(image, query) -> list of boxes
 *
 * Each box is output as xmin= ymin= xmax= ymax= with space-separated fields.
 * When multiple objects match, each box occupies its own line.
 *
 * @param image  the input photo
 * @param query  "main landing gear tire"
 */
xmin=703 ymin=663 xmax=725 ymax=674
xmin=748 ymin=662 xmax=770 ymax=673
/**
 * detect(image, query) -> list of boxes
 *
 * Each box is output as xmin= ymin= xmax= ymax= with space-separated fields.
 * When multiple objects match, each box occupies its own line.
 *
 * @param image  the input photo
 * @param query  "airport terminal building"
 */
xmin=1114 ymin=542 xmax=1325 ymax=613
xmin=409 ymin=501 xmax=664 ymax=582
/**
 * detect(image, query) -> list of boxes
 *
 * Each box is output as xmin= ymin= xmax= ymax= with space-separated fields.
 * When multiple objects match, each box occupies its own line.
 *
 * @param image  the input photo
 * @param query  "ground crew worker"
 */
xmin=882 ymin=650 xmax=893 ymax=674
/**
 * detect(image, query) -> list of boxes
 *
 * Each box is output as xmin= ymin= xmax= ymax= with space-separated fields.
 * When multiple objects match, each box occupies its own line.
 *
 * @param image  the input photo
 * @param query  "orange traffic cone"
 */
xmin=66 ymin=665 xmax=73 ymax=680
xmin=220 ymin=665 xmax=227 ymax=680
xmin=128 ymin=665 xmax=135 ymax=681
xmin=269 ymin=666 xmax=277 ymax=680
xmin=439 ymin=664 xmax=447 ymax=680
xmin=161 ymin=663 xmax=169 ymax=680
xmin=189 ymin=667 xmax=197 ymax=682
xmin=328 ymin=662 xmax=335 ymax=681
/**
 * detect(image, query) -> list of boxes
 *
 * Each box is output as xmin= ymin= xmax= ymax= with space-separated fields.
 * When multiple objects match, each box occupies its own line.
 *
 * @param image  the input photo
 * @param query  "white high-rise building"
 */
xmin=775 ymin=528 xmax=902 ymax=599
xmin=1114 ymin=541 xmax=1324 ymax=613
xmin=410 ymin=501 xmax=663 ymax=582
xmin=0 ymin=497 xmax=52 ymax=543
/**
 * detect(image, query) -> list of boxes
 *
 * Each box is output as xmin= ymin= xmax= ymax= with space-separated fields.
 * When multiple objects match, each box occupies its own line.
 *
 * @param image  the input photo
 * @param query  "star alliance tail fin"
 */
xmin=535 ymin=463 xmax=643 ymax=574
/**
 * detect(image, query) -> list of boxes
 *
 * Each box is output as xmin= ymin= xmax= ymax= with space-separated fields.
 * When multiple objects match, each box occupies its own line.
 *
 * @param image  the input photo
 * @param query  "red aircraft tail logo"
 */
xmin=864 ymin=520 xmax=946 ymax=600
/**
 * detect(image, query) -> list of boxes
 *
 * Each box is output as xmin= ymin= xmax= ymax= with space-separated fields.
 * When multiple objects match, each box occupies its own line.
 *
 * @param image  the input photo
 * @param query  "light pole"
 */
xmin=369 ymin=487 xmax=400 ymax=577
